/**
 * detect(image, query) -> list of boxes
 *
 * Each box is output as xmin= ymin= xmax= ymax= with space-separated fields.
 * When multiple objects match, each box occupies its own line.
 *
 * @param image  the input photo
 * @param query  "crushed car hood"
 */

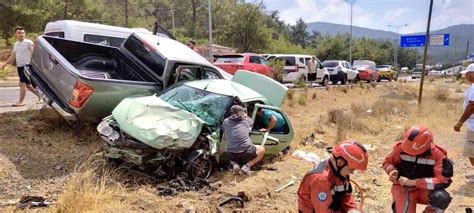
xmin=112 ymin=95 xmax=205 ymax=150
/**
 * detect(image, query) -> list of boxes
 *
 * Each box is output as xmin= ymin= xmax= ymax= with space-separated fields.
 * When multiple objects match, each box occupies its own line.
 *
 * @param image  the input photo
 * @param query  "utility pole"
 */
xmin=466 ymin=40 xmax=470 ymax=59
xmin=170 ymin=8 xmax=175 ymax=37
xmin=208 ymin=0 xmax=213 ymax=62
xmin=124 ymin=0 xmax=129 ymax=27
xmin=418 ymin=0 xmax=434 ymax=106
xmin=388 ymin=24 xmax=408 ymax=69
xmin=344 ymin=0 xmax=355 ymax=64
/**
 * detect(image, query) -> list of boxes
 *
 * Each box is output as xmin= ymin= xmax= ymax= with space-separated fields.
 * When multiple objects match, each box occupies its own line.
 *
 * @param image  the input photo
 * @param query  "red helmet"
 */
xmin=401 ymin=126 xmax=433 ymax=156
xmin=332 ymin=140 xmax=368 ymax=171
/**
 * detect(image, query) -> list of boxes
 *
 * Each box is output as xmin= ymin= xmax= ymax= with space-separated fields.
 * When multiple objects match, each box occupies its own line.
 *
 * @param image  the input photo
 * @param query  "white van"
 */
xmin=267 ymin=54 xmax=330 ymax=86
xmin=44 ymin=20 xmax=152 ymax=47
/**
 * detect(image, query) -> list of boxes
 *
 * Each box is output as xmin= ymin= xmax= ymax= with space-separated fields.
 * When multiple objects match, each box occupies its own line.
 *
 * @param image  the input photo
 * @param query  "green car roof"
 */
xmin=183 ymin=80 xmax=266 ymax=102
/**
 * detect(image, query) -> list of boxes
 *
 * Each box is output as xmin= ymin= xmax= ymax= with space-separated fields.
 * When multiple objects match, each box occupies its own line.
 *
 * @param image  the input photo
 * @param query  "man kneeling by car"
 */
xmin=223 ymin=105 xmax=265 ymax=174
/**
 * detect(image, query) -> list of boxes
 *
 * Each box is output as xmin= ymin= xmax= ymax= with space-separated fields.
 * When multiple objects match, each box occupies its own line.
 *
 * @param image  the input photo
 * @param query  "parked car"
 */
xmin=353 ymin=60 xmax=379 ymax=83
xmin=44 ymin=20 xmax=152 ymax=47
xmin=267 ymin=54 xmax=330 ymax=86
xmin=376 ymin=65 xmax=398 ymax=81
xmin=213 ymin=53 xmax=272 ymax=75
xmin=98 ymin=71 xmax=294 ymax=180
xmin=400 ymin=67 xmax=409 ymax=73
xmin=322 ymin=60 xmax=358 ymax=85
xmin=25 ymin=32 xmax=230 ymax=123
xmin=411 ymin=68 xmax=428 ymax=79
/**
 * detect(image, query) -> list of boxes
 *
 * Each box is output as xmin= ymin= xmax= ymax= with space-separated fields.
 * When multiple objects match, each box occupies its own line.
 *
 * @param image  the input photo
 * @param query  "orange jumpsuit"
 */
xmin=298 ymin=159 xmax=360 ymax=213
xmin=383 ymin=142 xmax=453 ymax=213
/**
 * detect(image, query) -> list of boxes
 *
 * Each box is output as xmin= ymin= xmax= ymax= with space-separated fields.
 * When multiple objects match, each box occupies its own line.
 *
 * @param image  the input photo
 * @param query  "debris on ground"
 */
xmin=217 ymin=193 xmax=246 ymax=212
xmin=275 ymin=180 xmax=295 ymax=192
xmin=291 ymin=150 xmax=320 ymax=164
xmin=302 ymin=133 xmax=328 ymax=148
xmin=16 ymin=196 xmax=49 ymax=210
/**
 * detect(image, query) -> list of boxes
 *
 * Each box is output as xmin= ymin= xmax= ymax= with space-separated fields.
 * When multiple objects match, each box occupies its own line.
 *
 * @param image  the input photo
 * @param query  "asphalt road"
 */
xmin=0 ymin=87 xmax=44 ymax=113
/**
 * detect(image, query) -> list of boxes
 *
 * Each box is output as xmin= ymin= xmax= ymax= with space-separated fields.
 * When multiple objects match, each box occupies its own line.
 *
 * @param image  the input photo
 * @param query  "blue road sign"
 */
xmin=400 ymin=34 xmax=450 ymax=47
xmin=400 ymin=35 xmax=426 ymax=47
xmin=469 ymin=53 xmax=474 ymax=59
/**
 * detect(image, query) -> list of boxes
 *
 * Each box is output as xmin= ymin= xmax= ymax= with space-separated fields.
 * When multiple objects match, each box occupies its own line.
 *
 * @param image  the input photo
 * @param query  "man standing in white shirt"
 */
xmin=454 ymin=63 xmax=474 ymax=183
xmin=0 ymin=26 xmax=41 ymax=107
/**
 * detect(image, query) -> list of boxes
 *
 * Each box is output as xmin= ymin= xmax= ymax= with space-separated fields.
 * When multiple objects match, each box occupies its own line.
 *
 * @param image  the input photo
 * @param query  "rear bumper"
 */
xmin=24 ymin=66 xmax=77 ymax=123
xmin=329 ymin=71 xmax=345 ymax=81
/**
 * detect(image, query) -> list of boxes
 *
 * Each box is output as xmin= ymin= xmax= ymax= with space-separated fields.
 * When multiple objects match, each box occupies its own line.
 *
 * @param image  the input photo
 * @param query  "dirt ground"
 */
xmin=0 ymin=78 xmax=473 ymax=212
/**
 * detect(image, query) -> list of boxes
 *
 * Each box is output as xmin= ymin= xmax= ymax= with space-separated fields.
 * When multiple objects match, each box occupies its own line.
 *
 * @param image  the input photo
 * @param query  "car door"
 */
xmin=232 ymin=70 xmax=287 ymax=107
xmin=249 ymin=104 xmax=294 ymax=155
xmin=249 ymin=56 xmax=263 ymax=73
xmin=315 ymin=58 xmax=324 ymax=80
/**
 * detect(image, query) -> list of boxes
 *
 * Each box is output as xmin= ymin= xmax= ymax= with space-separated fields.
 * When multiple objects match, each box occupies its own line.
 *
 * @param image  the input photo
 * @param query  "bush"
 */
xmin=433 ymin=87 xmax=449 ymax=102
xmin=297 ymin=89 xmax=308 ymax=106
xmin=286 ymin=89 xmax=294 ymax=100
xmin=268 ymin=59 xmax=286 ymax=82
xmin=294 ymin=74 xmax=307 ymax=88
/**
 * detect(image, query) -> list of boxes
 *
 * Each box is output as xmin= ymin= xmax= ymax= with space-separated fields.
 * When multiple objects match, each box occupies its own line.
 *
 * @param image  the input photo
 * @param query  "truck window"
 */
xmin=84 ymin=34 xmax=125 ymax=47
xmin=124 ymin=35 xmax=165 ymax=77
xmin=45 ymin=32 xmax=65 ymax=38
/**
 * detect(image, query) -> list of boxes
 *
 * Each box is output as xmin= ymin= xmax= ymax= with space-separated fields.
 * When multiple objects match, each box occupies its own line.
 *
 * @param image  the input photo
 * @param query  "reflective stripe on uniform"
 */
xmin=331 ymin=184 xmax=348 ymax=195
xmin=400 ymin=154 xmax=435 ymax=165
xmin=425 ymin=178 xmax=434 ymax=190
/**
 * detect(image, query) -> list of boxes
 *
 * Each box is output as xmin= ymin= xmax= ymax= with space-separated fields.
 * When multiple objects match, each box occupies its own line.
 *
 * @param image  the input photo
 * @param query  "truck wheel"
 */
xmin=341 ymin=75 xmax=347 ymax=85
xmin=320 ymin=76 xmax=329 ymax=86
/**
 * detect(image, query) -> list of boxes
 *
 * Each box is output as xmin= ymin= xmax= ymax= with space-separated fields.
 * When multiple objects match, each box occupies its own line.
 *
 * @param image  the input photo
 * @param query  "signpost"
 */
xmin=400 ymin=34 xmax=449 ymax=47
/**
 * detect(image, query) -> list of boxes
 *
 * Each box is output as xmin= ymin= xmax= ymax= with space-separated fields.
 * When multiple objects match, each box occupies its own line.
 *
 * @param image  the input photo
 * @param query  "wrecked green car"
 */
xmin=97 ymin=71 xmax=294 ymax=180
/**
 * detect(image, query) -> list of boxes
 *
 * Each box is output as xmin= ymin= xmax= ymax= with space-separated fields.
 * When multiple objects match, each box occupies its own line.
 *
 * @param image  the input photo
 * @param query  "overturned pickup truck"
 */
xmin=98 ymin=71 xmax=294 ymax=180
xmin=25 ymin=33 xmax=230 ymax=123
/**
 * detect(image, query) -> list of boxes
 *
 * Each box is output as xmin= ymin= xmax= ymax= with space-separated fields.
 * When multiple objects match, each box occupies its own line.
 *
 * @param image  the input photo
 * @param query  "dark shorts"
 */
xmin=227 ymin=145 xmax=257 ymax=164
xmin=17 ymin=66 xmax=31 ymax=84
xmin=307 ymin=73 xmax=317 ymax=81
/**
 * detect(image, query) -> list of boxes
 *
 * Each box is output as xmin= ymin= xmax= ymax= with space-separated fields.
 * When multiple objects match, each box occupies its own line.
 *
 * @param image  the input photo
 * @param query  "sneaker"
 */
xmin=231 ymin=161 xmax=240 ymax=173
xmin=241 ymin=164 xmax=252 ymax=174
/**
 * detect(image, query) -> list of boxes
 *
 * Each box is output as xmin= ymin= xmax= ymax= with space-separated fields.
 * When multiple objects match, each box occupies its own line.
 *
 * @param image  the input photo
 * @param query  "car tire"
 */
xmin=320 ymin=76 xmax=329 ymax=86
xmin=331 ymin=80 xmax=338 ymax=85
xmin=367 ymin=75 xmax=372 ymax=83
xmin=341 ymin=75 xmax=347 ymax=85
xmin=388 ymin=75 xmax=393 ymax=81
xmin=377 ymin=75 xmax=381 ymax=82
xmin=394 ymin=74 xmax=398 ymax=81
xmin=412 ymin=77 xmax=415 ymax=79
xmin=353 ymin=75 xmax=359 ymax=84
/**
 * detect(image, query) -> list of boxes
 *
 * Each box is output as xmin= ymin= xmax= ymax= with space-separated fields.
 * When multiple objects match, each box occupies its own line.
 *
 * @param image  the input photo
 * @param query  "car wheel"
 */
xmin=394 ymin=74 xmax=399 ymax=81
xmin=185 ymin=153 xmax=214 ymax=180
xmin=353 ymin=75 xmax=359 ymax=84
xmin=366 ymin=75 xmax=372 ymax=83
xmin=377 ymin=75 xmax=381 ymax=82
xmin=331 ymin=80 xmax=338 ymax=85
xmin=388 ymin=75 xmax=393 ymax=81
xmin=341 ymin=75 xmax=347 ymax=85
xmin=320 ymin=76 xmax=329 ymax=86
xmin=411 ymin=77 xmax=415 ymax=79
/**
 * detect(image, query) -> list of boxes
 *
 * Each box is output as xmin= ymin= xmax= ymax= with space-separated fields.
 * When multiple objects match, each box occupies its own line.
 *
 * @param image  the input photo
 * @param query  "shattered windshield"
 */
xmin=159 ymin=85 xmax=232 ymax=127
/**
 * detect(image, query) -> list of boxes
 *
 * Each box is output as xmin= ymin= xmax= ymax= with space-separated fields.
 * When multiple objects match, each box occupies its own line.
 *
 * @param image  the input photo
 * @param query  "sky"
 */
xmin=261 ymin=0 xmax=474 ymax=34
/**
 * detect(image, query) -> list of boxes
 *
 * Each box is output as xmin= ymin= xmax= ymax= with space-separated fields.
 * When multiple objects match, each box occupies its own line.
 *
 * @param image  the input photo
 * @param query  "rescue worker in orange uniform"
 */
xmin=298 ymin=140 xmax=369 ymax=213
xmin=383 ymin=126 xmax=453 ymax=213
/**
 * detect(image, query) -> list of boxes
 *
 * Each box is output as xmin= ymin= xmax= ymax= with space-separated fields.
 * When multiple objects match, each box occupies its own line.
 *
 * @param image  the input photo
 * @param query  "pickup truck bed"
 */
xmin=27 ymin=36 xmax=160 ymax=123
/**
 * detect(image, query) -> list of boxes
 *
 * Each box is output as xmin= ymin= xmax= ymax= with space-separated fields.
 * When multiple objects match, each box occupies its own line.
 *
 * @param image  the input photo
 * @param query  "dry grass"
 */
xmin=297 ymin=89 xmax=308 ymax=106
xmin=433 ymin=87 xmax=449 ymax=102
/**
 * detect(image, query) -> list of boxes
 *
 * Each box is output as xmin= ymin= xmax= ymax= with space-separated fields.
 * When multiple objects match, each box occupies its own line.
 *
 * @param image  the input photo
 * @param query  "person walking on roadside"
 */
xmin=0 ymin=26 xmax=41 ymax=107
xmin=297 ymin=140 xmax=368 ymax=213
xmin=454 ymin=63 xmax=474 ymax=184
xmin=223 ymin=105 xmax=265 ymax=174
xmin=383 ymin=126 xmax=453 ymax=213
xmin=307 ymin=56 xmax=317 ymax=87
xmin=187 ymin=40 xmax=199 ymax=52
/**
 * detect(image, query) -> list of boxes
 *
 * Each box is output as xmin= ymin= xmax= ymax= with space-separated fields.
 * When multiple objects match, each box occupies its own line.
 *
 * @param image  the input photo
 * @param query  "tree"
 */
xmin=223 ymin=3 xmax=270 ymax=52
xmin=290 ymin=18 xmax=309 ymax=48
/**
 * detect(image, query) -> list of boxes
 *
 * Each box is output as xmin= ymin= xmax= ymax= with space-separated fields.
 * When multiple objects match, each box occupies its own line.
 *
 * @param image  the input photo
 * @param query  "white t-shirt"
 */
xmin=13 ymin=39 xmax=33 ymax=67
xmin=463 ymin=84 xmax=474 ymax=131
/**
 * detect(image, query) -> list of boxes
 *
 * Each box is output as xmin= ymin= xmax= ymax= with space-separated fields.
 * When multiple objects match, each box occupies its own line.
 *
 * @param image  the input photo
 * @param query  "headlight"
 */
xmin=97 ymin=120 xmax=120 ymax=141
